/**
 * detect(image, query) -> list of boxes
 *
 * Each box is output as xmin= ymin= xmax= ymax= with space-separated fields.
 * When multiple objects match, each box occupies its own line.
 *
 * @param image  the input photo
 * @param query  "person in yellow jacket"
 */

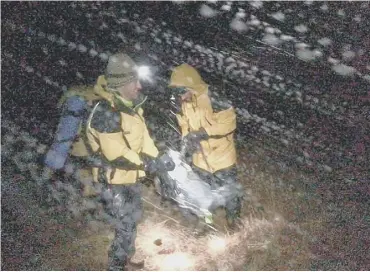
xmin=58 ymin=53 xmax=174 ymax=271
xmin=168 ymin=63 xmax=242 ymax=228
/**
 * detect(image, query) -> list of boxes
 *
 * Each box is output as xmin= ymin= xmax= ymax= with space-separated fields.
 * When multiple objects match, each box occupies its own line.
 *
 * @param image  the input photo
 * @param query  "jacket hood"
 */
xmin=169 ymin=64 xmax=208 ymax=96
xmin=58 ymin=84 xmax=103 ymax=108
xmin=58 ymin=76 xmax=115 ymax=108
xmin=94 ymin=75 xmax=115 ymax=106
xmin=59 ymin=75 xmax=145 ymax=111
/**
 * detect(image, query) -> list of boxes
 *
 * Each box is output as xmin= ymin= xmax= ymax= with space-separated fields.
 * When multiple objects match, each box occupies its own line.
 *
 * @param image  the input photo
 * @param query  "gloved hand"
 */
xmin=183 ymin=128 xmax=209 ymax=154
xmin=143 ymin=153 xmax=176 ymax=174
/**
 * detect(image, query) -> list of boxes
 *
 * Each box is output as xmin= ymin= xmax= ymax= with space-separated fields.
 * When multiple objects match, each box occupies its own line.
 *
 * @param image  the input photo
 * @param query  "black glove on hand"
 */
xmin=143 ymin=153 xmax=175 ymax=174
xmin=183 ymin=128 xmax=209 ymax=154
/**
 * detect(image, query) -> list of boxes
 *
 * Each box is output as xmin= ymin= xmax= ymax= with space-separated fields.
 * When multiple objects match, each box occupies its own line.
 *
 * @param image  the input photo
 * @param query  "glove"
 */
xmin=183 ymin=128 xmax=209 ymax=154
xmin=143 ymin=153 xmax=176 ymax=174
xmin=160 ymin=173 xmax=179 ymax=199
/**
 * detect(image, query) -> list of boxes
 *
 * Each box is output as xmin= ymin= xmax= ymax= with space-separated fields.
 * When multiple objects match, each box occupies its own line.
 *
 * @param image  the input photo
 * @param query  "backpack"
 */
xmin=44 ymin=86 xmax=100 ymax=170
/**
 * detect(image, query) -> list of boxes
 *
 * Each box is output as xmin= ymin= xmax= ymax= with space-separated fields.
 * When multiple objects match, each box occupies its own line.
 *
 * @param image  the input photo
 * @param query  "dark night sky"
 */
xmin=1 ymin=1 xmax=369 ymax=169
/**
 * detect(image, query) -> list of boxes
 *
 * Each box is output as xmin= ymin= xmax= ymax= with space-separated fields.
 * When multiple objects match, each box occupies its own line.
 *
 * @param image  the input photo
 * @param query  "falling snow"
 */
xmin=332 ymin=64 xmax=356 ymax=76
xmin=199 ymin=4 xmax=218 ymax=18
xmin=230 ymin=18 xmax=248 ymax=33
xmin=2 ymin=1 xmax=369 ymax=271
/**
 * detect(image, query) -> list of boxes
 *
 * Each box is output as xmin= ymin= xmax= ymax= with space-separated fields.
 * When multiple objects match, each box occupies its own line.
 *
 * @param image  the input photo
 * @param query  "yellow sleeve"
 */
xmin=204 ymin=107 xmax=237 ymax=137
xmin=136 ymin=108 xmax=159 ymax=158
xmin=142 ymin=126 xmax=159 ymax=158
xmin=176 ymin=114 xmax=190 ymax=137
xmin=195 ymin=93 xmax=236 ymax=137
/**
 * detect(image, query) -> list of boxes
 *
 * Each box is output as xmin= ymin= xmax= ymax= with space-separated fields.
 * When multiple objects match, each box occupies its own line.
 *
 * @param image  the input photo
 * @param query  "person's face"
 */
xmin=117 ymin=79 xmax=142 ymax=101
xmin=181 ymin=90 xmax=193 ymax=102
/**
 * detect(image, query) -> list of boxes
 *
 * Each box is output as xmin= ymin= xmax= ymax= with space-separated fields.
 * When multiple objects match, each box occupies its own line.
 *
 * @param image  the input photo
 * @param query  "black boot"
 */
xmin=107 ymin=255 xmax=127 ymax=271
xmin=226 ymin=197 xmax=242 ymax=232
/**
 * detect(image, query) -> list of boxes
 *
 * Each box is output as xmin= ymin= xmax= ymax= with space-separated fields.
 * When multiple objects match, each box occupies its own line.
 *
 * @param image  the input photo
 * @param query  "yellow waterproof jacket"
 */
xmin=86 ymin=76 xmax=159 ymax=184
xmin=169 ymin=64 xmax=237 ymax=173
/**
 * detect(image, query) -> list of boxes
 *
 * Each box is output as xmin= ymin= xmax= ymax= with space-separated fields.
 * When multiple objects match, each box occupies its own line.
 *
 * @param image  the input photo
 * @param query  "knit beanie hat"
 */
xmin=105 ymin=53 xmax=138 ymax=88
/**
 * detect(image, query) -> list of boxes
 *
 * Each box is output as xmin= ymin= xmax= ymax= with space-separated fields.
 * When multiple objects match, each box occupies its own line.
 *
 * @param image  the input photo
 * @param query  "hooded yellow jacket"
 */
xmin=62 ymin=75 xmax=158 ymax=184
xmin=169 ymin=64 xmax=237 ymax=173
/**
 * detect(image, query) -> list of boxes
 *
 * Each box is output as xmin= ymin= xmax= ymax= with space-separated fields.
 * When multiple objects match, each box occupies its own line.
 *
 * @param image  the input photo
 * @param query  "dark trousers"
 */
xmin=193 ymin=165 xmax=242 ymax=221
xmin=101 ymin=183 xmax=143 ymax=271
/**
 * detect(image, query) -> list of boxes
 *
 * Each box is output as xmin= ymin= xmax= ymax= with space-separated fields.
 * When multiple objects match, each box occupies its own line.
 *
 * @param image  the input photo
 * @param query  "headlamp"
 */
xmin=136 ymin=65 xmax=152 ymax=82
